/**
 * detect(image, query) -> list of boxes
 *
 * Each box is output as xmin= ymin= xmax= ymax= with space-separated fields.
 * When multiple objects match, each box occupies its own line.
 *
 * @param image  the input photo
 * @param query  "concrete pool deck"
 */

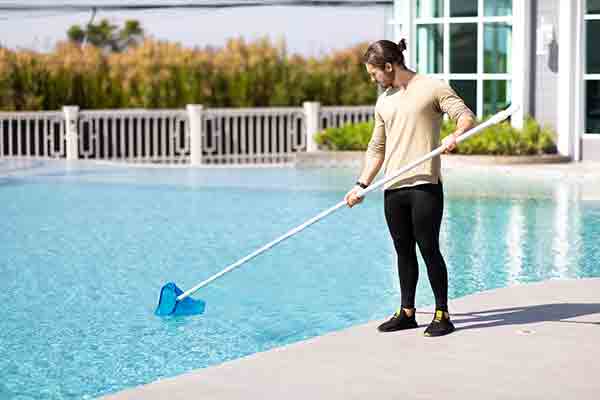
xmin=102 ymin=278 xmax=600 ymax=400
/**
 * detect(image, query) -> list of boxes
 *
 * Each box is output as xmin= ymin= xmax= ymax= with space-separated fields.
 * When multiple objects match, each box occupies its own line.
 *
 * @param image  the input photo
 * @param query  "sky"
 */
xmin=0 ymin=1 xmax=389 ymax=56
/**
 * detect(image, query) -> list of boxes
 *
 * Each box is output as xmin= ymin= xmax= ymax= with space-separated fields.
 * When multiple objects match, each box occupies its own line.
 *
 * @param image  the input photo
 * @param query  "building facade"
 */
xmin=386 ymin=0 xmax=597 ymax=161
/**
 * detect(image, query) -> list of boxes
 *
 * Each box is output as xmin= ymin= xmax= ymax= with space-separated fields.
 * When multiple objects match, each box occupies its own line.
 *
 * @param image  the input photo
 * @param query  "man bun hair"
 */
xmin=363 ymin=39 xmax=407 ymax=69
xmin=398 ymin=39 xmax=407 ymax=52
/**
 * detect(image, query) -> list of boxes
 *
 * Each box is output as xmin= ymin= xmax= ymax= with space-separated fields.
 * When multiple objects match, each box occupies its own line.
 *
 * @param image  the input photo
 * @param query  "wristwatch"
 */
xmin=355 ymin=181 xmax=368 ymax=189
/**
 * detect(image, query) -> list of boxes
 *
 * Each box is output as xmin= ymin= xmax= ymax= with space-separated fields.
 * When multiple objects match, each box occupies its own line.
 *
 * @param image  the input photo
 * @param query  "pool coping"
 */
xmin=295 ymin=152 xmax=571 ymax=168
xmin=100 ymin=278 xmax=600 ymax=400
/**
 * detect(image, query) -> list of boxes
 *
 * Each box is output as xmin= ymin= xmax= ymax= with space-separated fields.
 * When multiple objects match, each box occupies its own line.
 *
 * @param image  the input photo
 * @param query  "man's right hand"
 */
xmin=344 ymin=186 xmax=365 ymax=208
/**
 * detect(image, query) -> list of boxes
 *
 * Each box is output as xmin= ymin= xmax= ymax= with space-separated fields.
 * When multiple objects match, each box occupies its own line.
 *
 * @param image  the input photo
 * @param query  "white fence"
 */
xmin=0 ymin=102 xmax=374 ymax=165
xmin=76 ymin=108 xmax=190 ymax=163
xmin=0 ymin=111 xmax=66 ymax=159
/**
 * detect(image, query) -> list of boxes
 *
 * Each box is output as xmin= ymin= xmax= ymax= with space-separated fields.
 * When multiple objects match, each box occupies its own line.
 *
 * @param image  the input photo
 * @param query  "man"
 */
xmin=345 ymin=39 xmax=475 ymax=337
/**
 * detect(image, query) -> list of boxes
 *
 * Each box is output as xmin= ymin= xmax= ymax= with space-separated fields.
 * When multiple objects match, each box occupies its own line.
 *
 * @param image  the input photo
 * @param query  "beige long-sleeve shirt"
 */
xmin=366 ymin=74 xmax=474 ymax=190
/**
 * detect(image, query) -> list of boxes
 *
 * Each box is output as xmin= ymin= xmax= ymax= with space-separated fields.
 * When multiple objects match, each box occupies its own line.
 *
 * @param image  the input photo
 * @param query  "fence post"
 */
xmin=303 ymin=101 xmax=320 ymax=153
xmin=63 ymin=106 xmax=79 ymax=161
xmin=187 ymin=104 xmax=204 ymax=166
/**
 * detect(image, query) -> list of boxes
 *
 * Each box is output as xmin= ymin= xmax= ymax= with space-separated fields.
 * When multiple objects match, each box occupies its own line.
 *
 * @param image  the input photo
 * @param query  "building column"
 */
xmin=511 ymin=0 xmax=532 ymax=129
xmin=557 ymin=0 xmax=585 ymax=160
xmin=574 ymin=0 xmax=585 ymax=161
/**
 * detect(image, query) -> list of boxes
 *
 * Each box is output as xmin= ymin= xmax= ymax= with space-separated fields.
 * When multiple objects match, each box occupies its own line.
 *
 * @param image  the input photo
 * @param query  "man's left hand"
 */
xmin=442 ymin=133 xmax=459 ymax=154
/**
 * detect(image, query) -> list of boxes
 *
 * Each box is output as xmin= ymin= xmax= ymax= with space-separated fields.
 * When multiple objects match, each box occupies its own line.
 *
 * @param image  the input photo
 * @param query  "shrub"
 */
xmin=314 ymin=121 xmax=374 ymax=151
xmin=0 ymin=37 xmax=377 ymax=110
xmin=315 ymin=116 xmax=557 ymax=156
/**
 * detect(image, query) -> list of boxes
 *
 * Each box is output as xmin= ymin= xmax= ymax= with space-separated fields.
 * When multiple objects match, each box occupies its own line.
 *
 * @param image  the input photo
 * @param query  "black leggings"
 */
xmin=384 ymin=182 xmax=448 ymax=312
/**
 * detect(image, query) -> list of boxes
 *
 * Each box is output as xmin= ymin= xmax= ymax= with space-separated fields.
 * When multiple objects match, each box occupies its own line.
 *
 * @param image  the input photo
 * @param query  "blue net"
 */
xmin=155 ymin=282 xmax=206 ymax=316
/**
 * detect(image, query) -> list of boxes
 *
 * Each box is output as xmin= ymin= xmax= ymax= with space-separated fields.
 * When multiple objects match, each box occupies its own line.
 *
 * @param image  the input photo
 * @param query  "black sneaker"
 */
xmin=377 ymin=308 xmax=418 ymax=332
xmin=424 ymin=310 xmax=455 ymax=337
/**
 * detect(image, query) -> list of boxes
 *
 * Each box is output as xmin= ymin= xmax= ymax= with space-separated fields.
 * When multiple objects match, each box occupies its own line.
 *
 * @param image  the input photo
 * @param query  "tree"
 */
xmin=67 ymin=25 xmax=86 ymax=44
xmin=86 ymin=19 xmax=119 ymax=51
xmin=67 ymin=19 xmax=145 ymax=52
xmin=118 ymin=20 xmax=144 ymax=50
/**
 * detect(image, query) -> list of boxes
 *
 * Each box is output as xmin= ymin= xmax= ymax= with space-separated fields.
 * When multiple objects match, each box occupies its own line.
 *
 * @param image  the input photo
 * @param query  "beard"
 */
xmin=378 ymin=68 xmax=396 ymax=90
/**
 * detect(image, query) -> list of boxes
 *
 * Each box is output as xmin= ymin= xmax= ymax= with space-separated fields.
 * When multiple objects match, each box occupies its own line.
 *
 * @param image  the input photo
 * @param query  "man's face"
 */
xmin=365 ymin=63 xmax=395 ymax=89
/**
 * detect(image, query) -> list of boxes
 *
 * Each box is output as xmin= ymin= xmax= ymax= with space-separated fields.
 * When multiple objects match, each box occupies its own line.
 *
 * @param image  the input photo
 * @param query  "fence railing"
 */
xmin=320 ymin=105 xmax=374 ymax=131
xmin=76 ymin=108 xmax=190 ymax=163
xmin=0 ymin=102 xmax=374 ymax=165
xmin=202 ymin=107 xmax=306 ymax=165
xmin=0 ymin=111 xmax=66 ymax=159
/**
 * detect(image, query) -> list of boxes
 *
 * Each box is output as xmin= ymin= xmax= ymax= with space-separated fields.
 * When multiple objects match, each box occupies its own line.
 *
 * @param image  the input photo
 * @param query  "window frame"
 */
xmin=584 ymin=11 xmax=600 ymax=134
xmin=413 ymin=0 xmax=513 ymax=118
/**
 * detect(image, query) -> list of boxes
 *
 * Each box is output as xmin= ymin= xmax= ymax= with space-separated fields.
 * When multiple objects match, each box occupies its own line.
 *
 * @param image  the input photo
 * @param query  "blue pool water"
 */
xmin=1 ymin=160 xmax=600 ymax=399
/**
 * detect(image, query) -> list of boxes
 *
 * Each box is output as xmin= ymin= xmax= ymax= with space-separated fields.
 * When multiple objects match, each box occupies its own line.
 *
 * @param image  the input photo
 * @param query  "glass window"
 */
xmin=587 ymin=3 xmax=600 ymax=134
xmin=587 ymin=0 xmax=600 ymax=14
xmin=417 ymin=0 xmax=444 ymax=18
xmin=450 ymin=23 xmax=478 ymax=73
xmin=587 ymin=21 xmax=600 ymax=74
xmin=450 ymin=80 xmax=477 ymax=113
xmin=484 ymin=0 xmax=512 ymax=16
xmin=484 ymin=23 xmax=512 ymax=73
xmin=586 ymin=81 xmax=600 ymax=133
xmin=484 ymin=80 xmax=511 ymax=116
xmin=450 ymin=0 xmax=478 ymax=17
xmin=416 ymin=24 xmax=444 ymax=73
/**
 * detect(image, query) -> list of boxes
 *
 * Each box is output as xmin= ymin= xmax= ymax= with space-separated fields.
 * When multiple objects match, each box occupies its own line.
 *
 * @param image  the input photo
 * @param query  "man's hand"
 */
xmin=344 ymin=186 xmax=364 ymax=208
xmin=444 ymin=113 xmax=476 ymax=154
xmin=442 ymin=132 xmax=459 ymax=154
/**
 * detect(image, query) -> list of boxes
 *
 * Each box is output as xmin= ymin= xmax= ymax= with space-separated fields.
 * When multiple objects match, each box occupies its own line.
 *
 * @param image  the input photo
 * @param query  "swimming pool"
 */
xmin=2 ymin=159 xmax=600 ymax=399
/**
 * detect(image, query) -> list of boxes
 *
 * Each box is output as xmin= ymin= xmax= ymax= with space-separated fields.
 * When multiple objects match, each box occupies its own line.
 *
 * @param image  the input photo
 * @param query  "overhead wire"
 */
xmin=0 ymin=11 xmax=86 ymax=21
xmin=1 ymin=0 xmax=391 ymax=13
xmin=0 ymin=1 xmax=389 ymax=22
xmin=0 ymin=1 xmax=388 ymax=51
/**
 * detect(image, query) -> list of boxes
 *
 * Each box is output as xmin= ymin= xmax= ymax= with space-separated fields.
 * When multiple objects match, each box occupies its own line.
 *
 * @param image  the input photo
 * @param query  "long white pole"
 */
xmin=177 ymin=105 xmax=520 ymax=301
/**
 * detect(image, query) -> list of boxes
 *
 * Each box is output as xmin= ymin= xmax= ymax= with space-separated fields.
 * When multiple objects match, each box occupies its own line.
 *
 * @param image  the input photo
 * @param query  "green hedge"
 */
xmin=315 ymin=116 xmax=557 ymax=156
xmin=0 ymin=38 xmax=377 ymax=111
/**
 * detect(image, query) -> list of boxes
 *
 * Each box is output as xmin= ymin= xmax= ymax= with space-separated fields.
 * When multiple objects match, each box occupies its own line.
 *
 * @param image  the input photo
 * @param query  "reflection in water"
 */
xmin=471 ymin=200 xmax=486 ymax=290
xmin=552 ymin=181 xmax=582 ymax=279
xmin=553 ymin=183 xmax=570 ymax=277
xmin=443 ymin=179 xmax=590 ymax=298
xmin=506 ymin=201 xmax=524 ymax=285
